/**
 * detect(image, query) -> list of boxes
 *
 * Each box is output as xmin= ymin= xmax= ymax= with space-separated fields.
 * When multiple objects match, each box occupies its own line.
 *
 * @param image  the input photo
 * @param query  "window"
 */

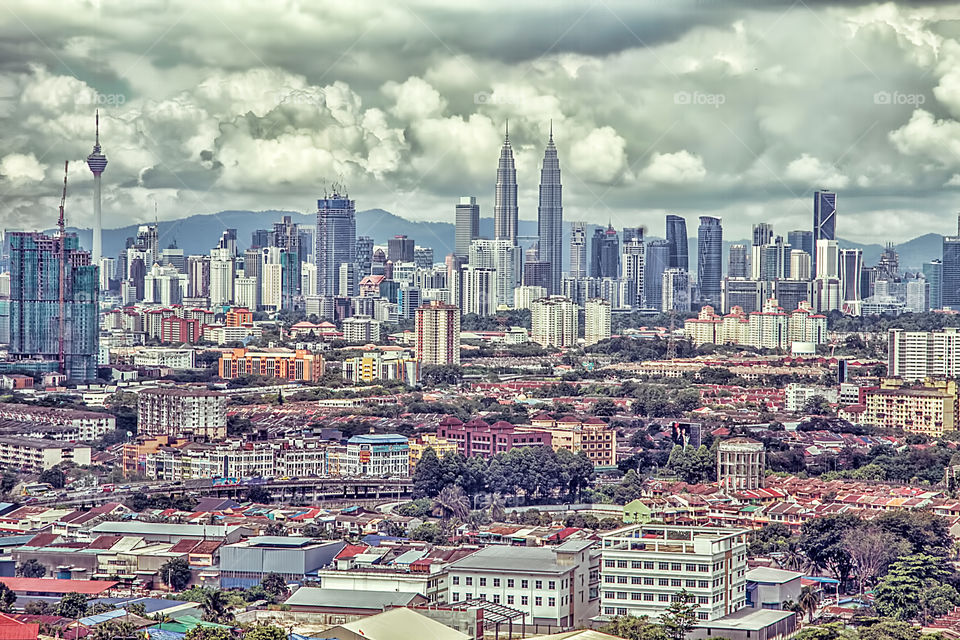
xmin=605 ymin=576 xmax=615 ymax=584
xmin=479 ymin=578 xmax=486 ymax=587
xmin=659 ymin=578 xmax=669 ymax=586
xmin=453 ymin=592 xmax=459 ymax=601
xmin=617 ymin=561 xmax=628 ymax=569
xmin=698 ymin=581 xmax=709 ymax=588
xmin=466 ymin=577 xmax=473 ymax=586
xmin=617 ymin=576 xmax=628 ymax=584
xmin=659 ymin=594 xmax=670 ymax=602
xmin=605 ymin=560 xmax=615 ymax=568
xmin=605 ymin=607 xmax=615 ymax=615
xmin=507 ymin=595 xmax=514 ymax=605
xmin=549 ymin=581 xmax=556 ymax=590
xmin=536 ymin=580 xmax=543 ymax=589
xmin=644 ymin=561 xmax=654 ymax=569
xmin=535 ymin=597 xmax=543 ymax=606
xmin=522 ymin=596 xmax=529 ymax=606
xmin=686 ymin=580 xmax=696 ymax=587
xmin=671 ymin=563 xmax=682 ymax=571
xmin=644 ymin=578 xmax=654 ymax=585
xmin=479 ymin=594 xmax=485 ymax=600
xmin=452 ymin=576 xmax=460 ymax=585
xmin=671 ymin=579 xmax=682 ymax=587
xmin=632 ymin=593 xmax=642 ymax=601
xmin=631 ymin=561 xmax=642 ymax=569
xmin=699 ymin=613 xmax=709 ymax=621
xmin=617 ymin=608 xmax=628 ymax=616
xmin=632 ymin=577 xmax=642 ymax=585
xmin=522 ymin=580 xmax=529 ymax=589
xmin=494 ymin=578 xmax=500 ymax=587
xmin=644 ymin=593 xmax=654 ymax=601
xmin=493 ymin=595 xmax=500 ymax=604
xmin=658 ymin=563 xmax=669 ymax=571
xmin=549 ymin=597 xmax=556 ymax=606
xmin=699 ymin=596 xmax=709 ymax=604
xmin=508 ymin=579 xmax=515 ymax=588
xmin=686 ymin=564 xmax=697 ymax=572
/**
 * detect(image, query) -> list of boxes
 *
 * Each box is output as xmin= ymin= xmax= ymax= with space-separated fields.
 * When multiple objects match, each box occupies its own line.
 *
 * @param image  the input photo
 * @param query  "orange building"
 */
xmin=122 ymin=435 xmax=186 ymax=477
xmin=218 ymin=348 xmax=324 ymax=382
xmin=520 ymin=414 xmax=618 ymax=467
xmin=225 ymin=307 xmax=253 ymax=327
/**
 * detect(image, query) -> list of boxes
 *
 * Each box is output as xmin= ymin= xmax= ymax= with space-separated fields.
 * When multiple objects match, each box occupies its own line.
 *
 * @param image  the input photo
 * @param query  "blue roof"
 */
xmin=91 ymin=597 xmax=195 ymax=614
xmin=80 ymin=609 xmax=128 ymax=626
xmin=347 ymin=434 xmax=408 ymax=444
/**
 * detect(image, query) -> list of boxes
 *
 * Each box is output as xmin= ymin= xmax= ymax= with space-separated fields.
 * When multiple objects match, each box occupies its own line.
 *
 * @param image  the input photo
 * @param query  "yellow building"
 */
xmin=341 ymin=348 xmax=420 ymax=385
xmin=521 ymin=414 xmax=617 ymax=466
xmin=408 ymin=434 xmax=458 ymax=467
xmin=863 ymin=379 xmax=958 ymax=437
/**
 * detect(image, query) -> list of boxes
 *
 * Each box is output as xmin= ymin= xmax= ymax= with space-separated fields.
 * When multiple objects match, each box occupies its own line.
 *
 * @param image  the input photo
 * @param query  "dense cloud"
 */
xmin=2 ymin=0 xmax=960 ymax=243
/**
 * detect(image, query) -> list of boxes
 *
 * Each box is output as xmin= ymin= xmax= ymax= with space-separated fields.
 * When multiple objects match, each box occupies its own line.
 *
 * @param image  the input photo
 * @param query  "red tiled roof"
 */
xmin=0 ymin=578 xmax=117 ymax=595
xmin=25 ymin=534 xmax=59 ymax=548
xmin=86 ymin=536 xmax=122 ymax=550
xmin=335 ymin=544 xmax=368 ymax=560
xmin=168 ymin=539 xmax=201 ymax=554
xmin=190 ymin=541 xmax=221 ymax=555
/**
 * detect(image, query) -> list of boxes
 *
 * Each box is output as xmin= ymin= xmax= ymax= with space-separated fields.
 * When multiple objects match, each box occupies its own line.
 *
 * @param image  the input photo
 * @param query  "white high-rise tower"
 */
xmin=86 ymin=111 xmax=107 ymax=267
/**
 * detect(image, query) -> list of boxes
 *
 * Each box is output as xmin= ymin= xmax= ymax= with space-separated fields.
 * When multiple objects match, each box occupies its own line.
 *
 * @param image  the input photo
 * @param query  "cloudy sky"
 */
xmin=2 ymin=0 xmax=960 ymax=244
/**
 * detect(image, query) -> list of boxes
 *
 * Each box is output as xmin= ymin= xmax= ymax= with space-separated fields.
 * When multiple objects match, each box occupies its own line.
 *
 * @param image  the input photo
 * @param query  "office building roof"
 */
xmin=285 ymin=587 xmax=421 ymax=610
xmin=448 ymin=545 xmax=581 ymax=574
xmin=746 ymin=567 xmax=803 ymax=584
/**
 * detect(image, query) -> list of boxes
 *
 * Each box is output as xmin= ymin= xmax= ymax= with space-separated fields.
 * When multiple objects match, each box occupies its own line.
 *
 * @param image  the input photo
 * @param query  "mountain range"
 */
xmin=51 ymin=209 xmax=944 ymax=273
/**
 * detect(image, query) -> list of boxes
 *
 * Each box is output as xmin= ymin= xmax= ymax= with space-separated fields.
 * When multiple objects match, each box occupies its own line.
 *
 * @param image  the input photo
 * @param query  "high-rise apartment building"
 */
xmin=416 ymin=301 xmax=460 ymax=366
xmin=750 ymin=223 xmax=773 ymax=280
xmin=839 ymin=248 xmax=862 ymax=307
xmin=665 ymin=215 xmax=688 ymax=271
xmin=888 ymin=327 xmax=960 ymax=381
xmin=697 ymin=216 xmax=722 ymax=306
xmin=531 ymin=296 xmax=578 ymax=348
xmin=622 ymin=238 xmax=645 ymax=308
xmin=316 ymin=193 xmax=356 ymax=296
xmin=461 ymin=266 xmax=497 ymax=316
xmin=455 ymin=196 xmax=480 ymax=259
xmin=790 ymin=250 xmax=812 ymax=281
xmin=787 ymin=230 xmax=814 ymax=259
xmin=570 ymin=222 xmax=588 ymax=279
xmin=9 ymin=232 xmax=99 ymax=381
xmin=469 ymin=239 xmax=520 ymax=309
xmin=137 ymin=389 xmax=227 ymax=441
xmin=387 ymin=235 xmax=415 ymax=263
xmin=494 ymin=124 xmax=518 ymax=242
xmin=356 ymin=235 xmax=374 ymax=278
xmin=662 ymin=268 xmax=691 ymax=312
xmin=537 ymin=124 xmax=563 ymax=294
xmin=584 ymin=298 xmax=611 ymax=347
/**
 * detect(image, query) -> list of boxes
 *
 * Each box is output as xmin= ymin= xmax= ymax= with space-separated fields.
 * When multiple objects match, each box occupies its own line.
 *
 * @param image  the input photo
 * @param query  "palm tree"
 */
xmin=432 ymin=485 xmax=470 ymax=523
xmin=797 ymin=586 xmax=819 ymax=623
xmin=200 ymin=589 xmax=233 ymax=623
xmin=489 ymin=493 xmax=506 ymax=522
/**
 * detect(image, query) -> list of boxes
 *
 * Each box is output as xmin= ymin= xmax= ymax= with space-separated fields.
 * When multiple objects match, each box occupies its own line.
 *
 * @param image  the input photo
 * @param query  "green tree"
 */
xmin=659 ymin=590 xmax=698 ymax=640
xmin=160 ymin=557 xmax=193 ymax=592
xmin=412 ymin=447 xmax=443 ymax=498
xmin=432 ymin=485 xmax=470 ymax=522
xmin=184 ymin=628 xmax=232 ymax=640
xmin=261 ymin=573 xmax=289 ymax=599
xmin=0 ymin=471 xmax=17 ymax=494
xmin=244 ymin=625 xmax=288 ymax=640
xmin=38 ymin=466 xmax=66 ymax=489
xmin=246 ymin=485 xmax=272 ymax=504
xmin=801 ymin=395 xmax=834 ymax=416
xmin=797 ymin=585 xmax=819 ymax=623
xmin=198 ymin=589 xmax=233 ymax=623
xmin=17 ymin=558 xmax=47 ymax=578
xmin=127 ymin=491 xmax=151 ymax=512
xmin=842 ymin=525 xmax=908 ymax=593
xmin=799 ymin=513 xmax=859 ymax=583
xmin=89 ymin=620 xmax=139 ymax=640
xmin=857 ymin=620 xmax=922 ymax=640
xmin=0 ymin=583 xmax=14 ymax=613
xmin=873 ymin=510 xmax=952 ymax=557
xmin=599 ymin=615 xmax=668 ymax=640
xmin=56 ymin=592 xmax=88 ymax=619
xmin=874 ymin=554 xmax=952 ymax=621
xmin=593 ymin=398 xmax=617 ymax=417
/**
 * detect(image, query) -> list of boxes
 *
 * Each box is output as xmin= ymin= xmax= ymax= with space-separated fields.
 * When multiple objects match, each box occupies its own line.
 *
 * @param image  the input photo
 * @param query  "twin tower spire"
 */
xmin=494 ymin=121 xmax=563 ymax=294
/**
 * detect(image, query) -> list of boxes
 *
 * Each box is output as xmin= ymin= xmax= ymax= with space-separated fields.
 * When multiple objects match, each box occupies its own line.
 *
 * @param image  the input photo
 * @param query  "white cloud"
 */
xmin=641 ymin=150 xmax=706 ymax=185
xmin=0 ymin=153 xmax=46 ymax=183
xmin=569 ymin=127 xmax=630 ymax=185
xmin=784 ymin=154 xmax=850 ymax=189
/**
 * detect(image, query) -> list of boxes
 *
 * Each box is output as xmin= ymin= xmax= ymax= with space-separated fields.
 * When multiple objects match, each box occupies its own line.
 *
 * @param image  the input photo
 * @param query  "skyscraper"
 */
xmin=728 ymin=244 xmax=749 ymax=279
xmin=469 ymin=239 xmax=521 ymax=309
xmin=316 ymin=192 xmax=357 ymax=296
xmin=494 ymin=122 xmax=518 ymax=243
xmin=356 ymin=236 xmax=374 ymax=278
xmin=272 ymin=215 xmax=301 ymax=295
xmin=537 ymin=122 xmax=563 ymax=294
xmin=813 ymin=190 xmax=837 ymax=275
xmin=622 ymin=236 xmax=645 ymax=308
xmin=570 ymin=222 xmax=587 ymax=278
xmin=697 ymin=216 xmax=722 ymax=306
xmin=751 ymin=223 xmax=774 ymax=280
xmin=662 ymin=268 xmax=691 ymax=312
xmin=388 ymin=235 xmax=415 ymax=263
xmin=924 ymin=259 xmax=943 ymax=310
xmin=85 ymin=111 xmax=107 ymax=268
xmin=787 ymin=230 xmax=813 ymax=258
xmin=665 ymin=215 xmax=688 ymax=271
xmin=644 ymin=240 xmax=671 ymax=311
xmin=839 ymin=248 xmax=863 ymax=306
xmin=943 ymin=216 xmax=960 ymax=309
xmin=455 ymin=196 xmax=480 ymax=259
xmin=591 ymin=225 xmax=620 ymax=278
xmin=9 ymin=231 xmax=98 ymax=381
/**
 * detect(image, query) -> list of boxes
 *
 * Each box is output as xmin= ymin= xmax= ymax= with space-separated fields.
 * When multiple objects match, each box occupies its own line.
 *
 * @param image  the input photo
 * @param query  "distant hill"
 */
xmin=54 ymin=209 xmax=943 ymax=273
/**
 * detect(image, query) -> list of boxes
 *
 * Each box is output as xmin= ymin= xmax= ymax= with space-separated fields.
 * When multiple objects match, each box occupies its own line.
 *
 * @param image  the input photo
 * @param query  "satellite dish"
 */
xmin=126 ymin=431 xmax=133 ymax=438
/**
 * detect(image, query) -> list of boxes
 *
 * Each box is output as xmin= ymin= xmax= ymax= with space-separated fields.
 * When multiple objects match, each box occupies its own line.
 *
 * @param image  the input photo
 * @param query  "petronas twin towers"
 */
xmin=493 ymin=121 xmax=563 ymax=293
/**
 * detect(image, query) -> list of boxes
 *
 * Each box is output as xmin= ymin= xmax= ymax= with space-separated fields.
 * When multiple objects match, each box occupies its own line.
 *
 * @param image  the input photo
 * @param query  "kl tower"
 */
xmin=86 ymin=110 xmax=107 ymax=267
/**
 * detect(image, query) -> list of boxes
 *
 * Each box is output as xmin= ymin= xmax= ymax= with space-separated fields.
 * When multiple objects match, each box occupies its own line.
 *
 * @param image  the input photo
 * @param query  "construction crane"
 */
xmin=57 ymin=161 xmax=68 ymax=375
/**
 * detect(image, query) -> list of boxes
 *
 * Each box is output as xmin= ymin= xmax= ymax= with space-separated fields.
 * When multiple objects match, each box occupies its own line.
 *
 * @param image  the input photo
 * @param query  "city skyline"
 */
xmin=3 ymin=1 xmax=960 ymax=243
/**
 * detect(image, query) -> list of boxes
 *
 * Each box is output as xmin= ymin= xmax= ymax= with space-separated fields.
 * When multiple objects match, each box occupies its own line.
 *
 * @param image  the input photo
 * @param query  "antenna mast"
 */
xmin=58 ymin=161 xmax=69 ymax=375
